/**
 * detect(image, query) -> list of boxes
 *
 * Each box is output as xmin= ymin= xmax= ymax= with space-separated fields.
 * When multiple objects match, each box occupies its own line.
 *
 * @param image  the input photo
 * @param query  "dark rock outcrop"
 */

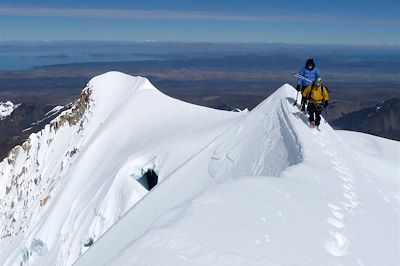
xmin=332 ymin=98 xmax=400 ymax=141
xmin=0 ymin=103 xmax=67 ymax=159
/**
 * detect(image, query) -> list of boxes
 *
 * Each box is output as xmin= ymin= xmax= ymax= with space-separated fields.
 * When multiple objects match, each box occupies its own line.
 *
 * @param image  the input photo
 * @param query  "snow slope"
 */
xmin=103 ymin=129 xmax=400 ymax=266
xmin=1 ymin=72 xmax=399 ymax=265
xmin=77 ymin=79 xmax=399 ymax=265
xmin=0 ymin=72 xmax=244 ymax=265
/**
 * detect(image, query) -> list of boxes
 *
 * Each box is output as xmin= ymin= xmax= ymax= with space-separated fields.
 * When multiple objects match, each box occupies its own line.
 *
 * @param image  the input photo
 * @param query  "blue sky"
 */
xmin=0 ymin=0 xmax=399 ymax=45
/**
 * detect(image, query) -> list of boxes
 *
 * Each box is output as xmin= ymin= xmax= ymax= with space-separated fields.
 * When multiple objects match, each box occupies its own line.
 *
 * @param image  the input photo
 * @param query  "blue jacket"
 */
xmin=297 ymin=67 xmax=320 ymax=87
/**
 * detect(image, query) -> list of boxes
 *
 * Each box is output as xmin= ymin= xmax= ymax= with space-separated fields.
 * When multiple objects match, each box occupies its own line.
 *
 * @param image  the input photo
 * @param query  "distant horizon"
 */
xmin=1 ymin=1 xmax=399 ymax=46
xmin=1 ymin=39 xmax=399 ymax=71
xmin=1 ymin=40 xmax=399 ymax=48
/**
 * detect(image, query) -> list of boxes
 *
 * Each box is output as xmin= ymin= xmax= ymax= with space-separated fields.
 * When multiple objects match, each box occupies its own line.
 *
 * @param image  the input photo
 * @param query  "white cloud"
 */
xmin=1 ymin=6 xmax=398 ymax=25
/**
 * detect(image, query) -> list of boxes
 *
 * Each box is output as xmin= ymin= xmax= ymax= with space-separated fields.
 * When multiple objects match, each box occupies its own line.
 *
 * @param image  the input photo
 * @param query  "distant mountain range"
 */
xmin=332 ymin=98 xmax=400 ymax=141
xmin=0 ymin=102 xmax=66 ymax=159
xmin=1 ymin=97 xmax=398 ymax=161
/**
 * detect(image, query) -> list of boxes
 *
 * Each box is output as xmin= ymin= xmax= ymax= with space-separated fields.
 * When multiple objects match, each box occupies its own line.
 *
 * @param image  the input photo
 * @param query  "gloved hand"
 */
xmin=296 ymin=85 xmax=301 ymax=91
xmin=324 ymin=101 xmax=329 ymax=107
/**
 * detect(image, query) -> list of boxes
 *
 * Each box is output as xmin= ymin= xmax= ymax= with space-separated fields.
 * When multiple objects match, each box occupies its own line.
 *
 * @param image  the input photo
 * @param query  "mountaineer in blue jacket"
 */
xmin=296 ymin=58 xmax=321 ymax=111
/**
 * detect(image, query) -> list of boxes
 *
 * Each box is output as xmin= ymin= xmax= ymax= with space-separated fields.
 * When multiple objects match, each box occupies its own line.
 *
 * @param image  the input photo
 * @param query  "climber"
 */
xmin=302 ymin=77 xmax=329 ymax=128
xmin=296 ymin=58 xmax=321 ymax=112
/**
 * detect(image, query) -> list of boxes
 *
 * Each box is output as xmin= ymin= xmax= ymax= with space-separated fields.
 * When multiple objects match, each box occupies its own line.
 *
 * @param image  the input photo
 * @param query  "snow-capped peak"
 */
xmin=0 ymin=101 xmax=20 ymax=120
xmin=0 ymin=72 xmax=243 ymax=265
xmin=0 ymin=72 xmax=398 ymax=266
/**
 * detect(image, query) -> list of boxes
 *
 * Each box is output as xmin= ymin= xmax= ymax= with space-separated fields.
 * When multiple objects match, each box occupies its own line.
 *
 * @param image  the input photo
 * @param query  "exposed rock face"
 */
xmin=332 ymin=98 xmax=400 ymax=141
xmin=49 ymin=88 xmax=91 ymax=132
xmin=0 ymin=103 xmax=67 ymax=160
xmin=0 ymin=88 xmax=91 ymax=160
xmin=0 ymin=87 xmax=92 ymax=240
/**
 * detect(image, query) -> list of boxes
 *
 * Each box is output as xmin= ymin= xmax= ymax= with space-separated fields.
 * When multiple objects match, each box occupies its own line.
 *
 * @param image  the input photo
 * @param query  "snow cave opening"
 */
xmin=137 ymin=169 xmax=158 ymax=191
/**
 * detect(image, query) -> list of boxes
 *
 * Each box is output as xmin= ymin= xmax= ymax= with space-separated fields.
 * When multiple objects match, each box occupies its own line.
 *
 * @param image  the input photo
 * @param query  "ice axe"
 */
xmin=292 ymin=73 xmax=312 ymax=107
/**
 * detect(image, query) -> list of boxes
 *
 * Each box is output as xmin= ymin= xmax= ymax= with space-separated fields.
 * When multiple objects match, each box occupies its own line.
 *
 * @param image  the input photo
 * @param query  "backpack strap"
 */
xmin=321 ymin=86 xmax=330 ymax=103
xmin=307 ymin=83 xmax=314 ymax=100
xmin=308 ymin=83 xmax=328 ymax=102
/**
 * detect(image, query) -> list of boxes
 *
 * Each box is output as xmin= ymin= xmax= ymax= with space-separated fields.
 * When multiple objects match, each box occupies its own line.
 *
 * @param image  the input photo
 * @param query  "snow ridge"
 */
xmin=1 ymin=72 xmax=398 ymax=266
xmin=0 ymin=72 xmax=243 ymax=265
xmin=76 ymin=84 xmax=307 ymax=266
xmin=78 ymin=82 xmax=399 ymax=266
xmin=0 ymin=72 xmax=145 ymax=264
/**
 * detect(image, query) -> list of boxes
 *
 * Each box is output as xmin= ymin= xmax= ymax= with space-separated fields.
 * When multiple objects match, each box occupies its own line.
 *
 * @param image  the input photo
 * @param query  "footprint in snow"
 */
xmin=327 ymin=203 xmax=342 ymax=211
xmin=323 ymin=231 xmax=350 ymax=257
xmin=327 ymin=217 xmax=345 ymax=229
xmin=330 ymin=209 xmax=344 ymax=220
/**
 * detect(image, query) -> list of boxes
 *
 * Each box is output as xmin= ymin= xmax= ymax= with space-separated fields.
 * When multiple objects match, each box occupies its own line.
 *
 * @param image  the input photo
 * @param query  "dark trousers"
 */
xmin=300 ymin=86 xmax=308 ymax=111
xmin=307 ymin=102 xmax=323 ymax=126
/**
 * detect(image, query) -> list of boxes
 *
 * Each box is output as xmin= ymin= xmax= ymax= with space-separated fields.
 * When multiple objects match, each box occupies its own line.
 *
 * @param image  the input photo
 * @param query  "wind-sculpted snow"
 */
xmin=1 ymin=72 xmax=398 ymax=266
xmin=79 ymin=85 xmax=399 ymax=266
xmin=0 ymin=72 xmax=244 ymax=265
xmin=76 ymin=84 xmax=306 ymax=266
xmin=208 ymin=89 xmax=302 ymax=179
